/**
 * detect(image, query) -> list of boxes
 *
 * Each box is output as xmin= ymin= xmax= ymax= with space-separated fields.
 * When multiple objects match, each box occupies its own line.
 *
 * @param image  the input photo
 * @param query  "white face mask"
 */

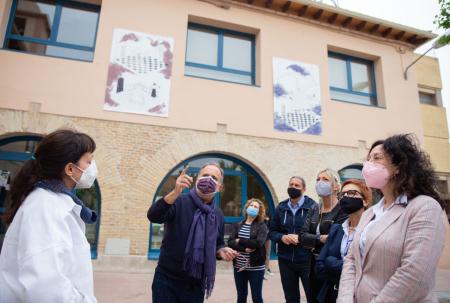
xmin=71 ymin=160 xmax=98 ymax=189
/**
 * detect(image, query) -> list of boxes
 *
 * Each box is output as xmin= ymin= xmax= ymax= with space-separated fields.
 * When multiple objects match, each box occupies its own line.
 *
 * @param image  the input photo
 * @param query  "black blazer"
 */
xmin=315 ymin=223 xmax=345 ymax=303
xmin=228 ymin=220 xmax=268 ymax=267
xmin=300 ymin=203 xmax=347 ymax=253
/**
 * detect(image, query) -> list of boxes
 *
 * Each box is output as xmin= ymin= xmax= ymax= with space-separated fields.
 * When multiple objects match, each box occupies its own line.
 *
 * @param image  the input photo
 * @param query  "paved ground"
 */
xmin=94 ymin=268 xmax=450 ymax=303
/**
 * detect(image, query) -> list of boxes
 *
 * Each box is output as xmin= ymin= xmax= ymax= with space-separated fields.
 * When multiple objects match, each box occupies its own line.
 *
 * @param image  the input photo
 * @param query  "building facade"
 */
xmin=0 ymin=0 xmax=448 ymax=269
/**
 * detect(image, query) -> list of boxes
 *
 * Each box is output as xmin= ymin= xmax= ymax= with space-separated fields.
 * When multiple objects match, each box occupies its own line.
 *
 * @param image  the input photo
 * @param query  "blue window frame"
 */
xmin=3 ymin=0 xmax=101 ymax=61
xmin=185 ymin=23 xmax=256 ymax=85
xmin=148 ymin=153 xmax=275 ymax=260
xmin=328 ymin=52 xmax=377 ymax=106
xmin=0 ymin=135 xmax=101 ymax=259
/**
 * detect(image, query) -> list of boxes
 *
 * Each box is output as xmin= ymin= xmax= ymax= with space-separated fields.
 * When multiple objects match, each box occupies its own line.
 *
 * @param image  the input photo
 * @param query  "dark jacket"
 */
xmin=300 ymin=203 xmax=347 ymax=254
xmin=147 ymin=194 xmax=225 ymax=282
xmin=315 ymin=224 xmax=345 ymax=303
xmin=269 ymin=196 xmax=317 ymax=264
xmin=228 ymin=220 xmax=268 ymax=267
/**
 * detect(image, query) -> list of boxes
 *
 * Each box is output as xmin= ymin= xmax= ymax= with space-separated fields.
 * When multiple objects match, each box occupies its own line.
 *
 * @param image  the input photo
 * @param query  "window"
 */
xmin=419 ymin=91 xmax=437 ymax=105
xmin=185 ymin=23 xmax=255 ymax=85
xmin=4 ymin=0 xmax=100 ymax=61
xmin=148 ymin=154 xmax=274 ymax=259
xmin=328 ymin=52 xmax=377 ymax=106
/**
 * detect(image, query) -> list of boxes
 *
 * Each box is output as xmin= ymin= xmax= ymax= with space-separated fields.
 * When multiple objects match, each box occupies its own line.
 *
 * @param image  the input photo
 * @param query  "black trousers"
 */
xmin=278 ymin=258 xmax=313 ymax=303
xmin=309 ymin=256 xmax=324 ymax=303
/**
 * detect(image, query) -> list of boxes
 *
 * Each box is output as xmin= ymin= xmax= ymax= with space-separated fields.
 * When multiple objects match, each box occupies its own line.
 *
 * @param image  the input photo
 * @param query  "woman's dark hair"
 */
xmin=368 ymin=134 xmax=443 ymax=208
xmin=3 ymin=129 xmax=96 ymax=225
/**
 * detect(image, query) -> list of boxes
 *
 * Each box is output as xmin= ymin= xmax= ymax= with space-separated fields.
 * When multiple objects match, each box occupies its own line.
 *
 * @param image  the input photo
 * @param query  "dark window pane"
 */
xmin=419 ymin=92 xmax=437 ymax=105
xmin=0 ymin=140 xmax=37 ymax=153
xmin=13 ymin=0 xmax=55 ymax=40
xmin=76 ymin=185 xmax=100 ymax=249
xmin=6 ymin=38 xmax=48 ymax=55
xmin=56 ymin=3 xmax=99 ymax=47
xmin=220 ymin=174 xmax=243 ymax=217
xmin=6 ymin=39 xmax=93 ymax=61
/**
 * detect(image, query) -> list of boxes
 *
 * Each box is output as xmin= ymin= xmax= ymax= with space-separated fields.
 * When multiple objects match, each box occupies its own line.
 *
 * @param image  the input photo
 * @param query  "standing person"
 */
xmin=0 ymin=129 xmax=98 ymax=303
xmin=300 ymin=168 xmax=348 ymax=303
xmin=270 ymin=176 xmax=317 ymax=303
xmin=228 ymin=198 xmax=268 ymax=303
xmin=147 ymin=163 xmax=239 ymax=303
xmin=315 ymin=179 xmax=372 ymax=303
xmin=338 ymin=134 xmax=446 ymax=303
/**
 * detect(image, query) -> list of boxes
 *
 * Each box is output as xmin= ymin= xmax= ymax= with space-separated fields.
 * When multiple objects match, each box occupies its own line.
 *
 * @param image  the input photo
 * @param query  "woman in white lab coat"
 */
xmin=0 ymin=129 xmax=98 ymax=303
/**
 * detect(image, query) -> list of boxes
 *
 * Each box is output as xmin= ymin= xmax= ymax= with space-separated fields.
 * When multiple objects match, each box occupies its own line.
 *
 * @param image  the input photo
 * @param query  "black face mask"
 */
xmin=339 ymin=196 xmax=364 ymax=214
xmin=287 ymin=187 xmax=302 ymax=199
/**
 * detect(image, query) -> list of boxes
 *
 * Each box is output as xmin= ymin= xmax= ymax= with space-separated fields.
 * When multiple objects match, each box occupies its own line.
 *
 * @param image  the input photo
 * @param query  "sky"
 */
xmin=322 ymin=0 xmax=450 ymax=140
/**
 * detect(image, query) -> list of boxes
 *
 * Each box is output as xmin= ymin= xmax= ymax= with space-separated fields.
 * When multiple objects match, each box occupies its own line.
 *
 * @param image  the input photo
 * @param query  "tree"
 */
xmin=434 ymin=0 xmax=450 ymax=46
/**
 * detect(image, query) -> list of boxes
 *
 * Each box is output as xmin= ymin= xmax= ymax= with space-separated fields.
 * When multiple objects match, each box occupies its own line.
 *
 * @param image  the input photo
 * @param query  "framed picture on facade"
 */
xmin=104 ymin=28 xmax=174 ymax=117
xmin=273 ymin=57 xmax=322 ymax=135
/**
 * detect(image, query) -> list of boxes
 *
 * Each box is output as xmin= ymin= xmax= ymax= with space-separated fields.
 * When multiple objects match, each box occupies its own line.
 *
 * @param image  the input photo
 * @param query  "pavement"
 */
xmin=94 ymin=268 xmax=450 ymax=303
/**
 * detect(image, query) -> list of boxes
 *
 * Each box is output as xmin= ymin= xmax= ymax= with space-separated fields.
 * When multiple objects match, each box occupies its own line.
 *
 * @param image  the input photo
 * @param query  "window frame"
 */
xmin=185 ymin=22 xmax=256 ymax=86
xmin=3 ymin=0 xmax=101 ymax=62
xmin=328 ymin=51 xmax=378 ymax=106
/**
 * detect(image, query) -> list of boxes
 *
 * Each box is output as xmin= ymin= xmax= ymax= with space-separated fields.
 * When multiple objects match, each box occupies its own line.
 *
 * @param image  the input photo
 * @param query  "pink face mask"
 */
xmin=362 ymin=161 xmax=390 ymax=189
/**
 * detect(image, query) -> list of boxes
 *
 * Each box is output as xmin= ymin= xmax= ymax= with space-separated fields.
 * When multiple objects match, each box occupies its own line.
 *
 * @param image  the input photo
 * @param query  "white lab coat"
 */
xmin=0 ymin=188 xmax=97 ymax=303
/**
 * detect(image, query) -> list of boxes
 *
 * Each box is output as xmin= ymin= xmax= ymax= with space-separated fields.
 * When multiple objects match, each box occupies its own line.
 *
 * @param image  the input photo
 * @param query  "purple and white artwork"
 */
xmin=104 ymin=29 xmax=174 ymax=117
xmin=273 ymin=57 xmax=322 ymax=135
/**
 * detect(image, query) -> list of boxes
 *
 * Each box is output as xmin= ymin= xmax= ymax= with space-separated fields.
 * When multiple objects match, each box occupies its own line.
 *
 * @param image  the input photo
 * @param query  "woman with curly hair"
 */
xmin=337 ymin=134 xmax=446 ymax=303
xmin=228 ymin=198 xmax=268 ymax=303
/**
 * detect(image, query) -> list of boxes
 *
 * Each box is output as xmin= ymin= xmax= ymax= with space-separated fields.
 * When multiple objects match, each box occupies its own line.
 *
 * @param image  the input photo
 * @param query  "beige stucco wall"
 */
xmin=415 ymin=55 xmax=443 ymax=89
xmin=0 ymin=0 xmax=423 ymax=150
xmin=421 ymin=104 xmax=449 ymax=139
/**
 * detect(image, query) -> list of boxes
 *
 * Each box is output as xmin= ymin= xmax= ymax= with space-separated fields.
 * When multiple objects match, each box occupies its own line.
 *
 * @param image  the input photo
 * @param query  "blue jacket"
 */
xmin=315 ymin=223 xmax=345 ymax=303
xmin=147 ymin=194 xmax=225 ymax=282
xmin=269 ymin=196 xmax=317 ymax=264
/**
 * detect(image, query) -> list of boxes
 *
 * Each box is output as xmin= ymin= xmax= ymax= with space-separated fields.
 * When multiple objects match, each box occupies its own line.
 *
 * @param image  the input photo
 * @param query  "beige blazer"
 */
xmin=337 ymin=195 xmax=445 ymax=303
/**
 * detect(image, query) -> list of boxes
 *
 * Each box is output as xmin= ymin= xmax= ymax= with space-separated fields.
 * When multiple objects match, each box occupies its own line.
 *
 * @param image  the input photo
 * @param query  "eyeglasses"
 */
xmin=365 ymin=152 xmax=386 ymax=163
xmin=337 ymin=190 xmax=363 ymax=200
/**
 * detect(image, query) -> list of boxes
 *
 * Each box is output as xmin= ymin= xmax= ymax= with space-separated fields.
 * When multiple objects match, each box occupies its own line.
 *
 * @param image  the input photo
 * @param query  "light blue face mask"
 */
xmin=315 ymin=180 xmax=333 ymax=197
xmin=246 ymin=206 xmax=259 ymax=218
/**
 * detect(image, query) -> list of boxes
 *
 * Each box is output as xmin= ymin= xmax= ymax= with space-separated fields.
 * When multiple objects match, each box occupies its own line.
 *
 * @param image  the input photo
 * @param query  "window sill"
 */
xmin=184 ymin=74 xmax=260 ymax=88
xmin=0 ymin=48 xmax=94 ymax=63
xmin=331 ymin=98 xmax=386 ymax=109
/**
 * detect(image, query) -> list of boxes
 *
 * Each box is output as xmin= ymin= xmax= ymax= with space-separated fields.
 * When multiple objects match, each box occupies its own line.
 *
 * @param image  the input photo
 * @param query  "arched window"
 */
xmin=0 ymin=135 xmax=101 ymax=258
xmin=338 ymin=164 xmax=363 ymax=182
xmin=148 ymin=153 xmax=274 ymax=259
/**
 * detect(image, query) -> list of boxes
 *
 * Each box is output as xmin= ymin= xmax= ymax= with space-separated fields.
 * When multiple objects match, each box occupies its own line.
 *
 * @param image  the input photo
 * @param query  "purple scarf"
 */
xmin=183 ymin=189 xmax=219 ymax=298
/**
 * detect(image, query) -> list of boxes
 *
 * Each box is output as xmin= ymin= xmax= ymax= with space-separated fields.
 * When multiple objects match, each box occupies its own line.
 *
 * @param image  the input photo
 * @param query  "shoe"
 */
xmin=265 ymin=268 xmax=274 ymax=276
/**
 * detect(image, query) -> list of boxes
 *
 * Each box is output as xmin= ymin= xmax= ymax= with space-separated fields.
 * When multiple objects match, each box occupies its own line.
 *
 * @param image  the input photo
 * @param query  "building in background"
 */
xmin=0 ymin=0 xmax=448 ymax=270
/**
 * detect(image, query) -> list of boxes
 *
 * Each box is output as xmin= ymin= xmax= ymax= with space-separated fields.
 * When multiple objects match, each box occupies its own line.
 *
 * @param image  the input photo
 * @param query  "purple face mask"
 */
xmin=196 ymin=176 xmax=218 ymax=194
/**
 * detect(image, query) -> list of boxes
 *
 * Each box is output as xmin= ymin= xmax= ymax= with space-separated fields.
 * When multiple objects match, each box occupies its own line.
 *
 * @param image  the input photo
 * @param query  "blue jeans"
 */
xmin=278 ymin=258 xmax=311 ymax=303
xmin=152 ymin=271 xmax=204 ymax=303
xmin=233 ymin=269 xmax=264 ymax=303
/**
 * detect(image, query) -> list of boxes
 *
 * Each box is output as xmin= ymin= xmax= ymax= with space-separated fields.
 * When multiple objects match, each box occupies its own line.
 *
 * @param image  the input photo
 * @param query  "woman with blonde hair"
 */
xmin=228 ymin=198 xmax=268 ymax=303
xmin=301 ymin=168 xmax=348 ymax=303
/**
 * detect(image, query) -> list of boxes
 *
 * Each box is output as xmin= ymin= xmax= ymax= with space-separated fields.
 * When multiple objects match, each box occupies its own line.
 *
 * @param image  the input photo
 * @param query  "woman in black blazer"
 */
xmin=315 ymin=179 xmax=372 ymax=303
xmin=228 ymin=198 xmax=268 ymax=303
